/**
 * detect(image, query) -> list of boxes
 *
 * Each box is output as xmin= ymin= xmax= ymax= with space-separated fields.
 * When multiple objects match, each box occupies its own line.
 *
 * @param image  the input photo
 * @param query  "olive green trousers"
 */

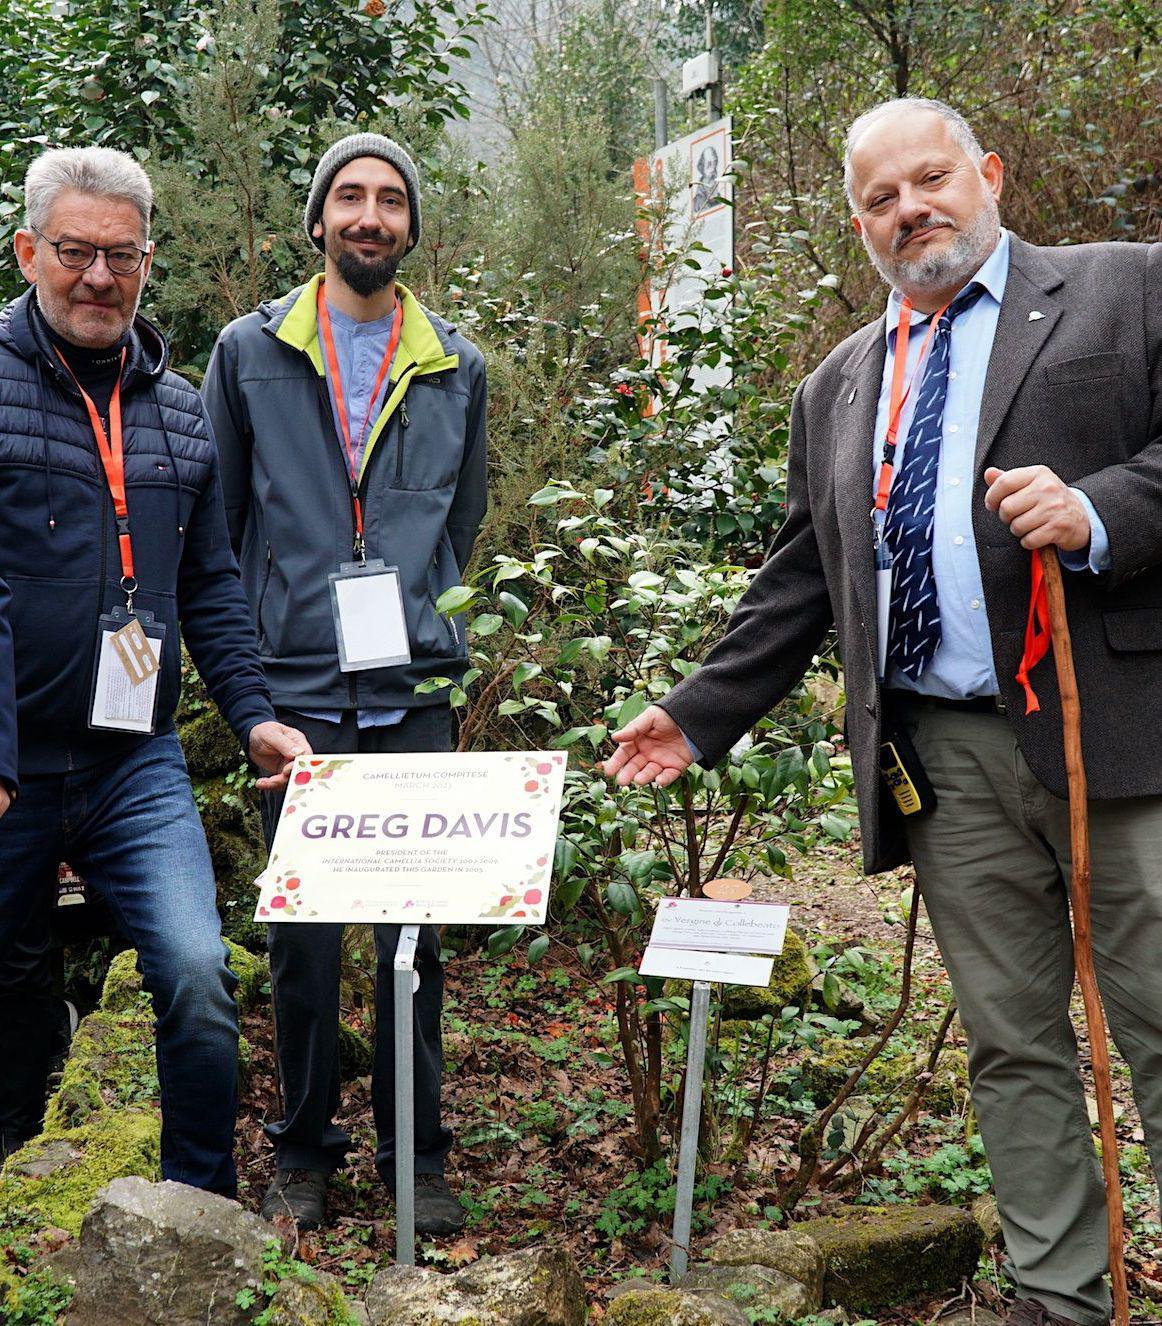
xmin=902 ymin=702 xmax=1162 ymax=1325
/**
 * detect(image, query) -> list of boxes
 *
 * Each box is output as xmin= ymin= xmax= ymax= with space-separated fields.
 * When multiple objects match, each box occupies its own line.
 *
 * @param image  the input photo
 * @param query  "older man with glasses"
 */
xmin=0 ymin=145 xmax=311 ymax=1194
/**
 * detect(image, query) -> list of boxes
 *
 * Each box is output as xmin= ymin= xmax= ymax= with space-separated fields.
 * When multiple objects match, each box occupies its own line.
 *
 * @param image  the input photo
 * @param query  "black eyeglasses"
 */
xmin=31 ymin=226 xmax=149 ymax=276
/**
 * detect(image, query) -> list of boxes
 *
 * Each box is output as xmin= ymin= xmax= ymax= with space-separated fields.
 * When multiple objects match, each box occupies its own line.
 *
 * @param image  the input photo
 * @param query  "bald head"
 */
xmin=846 ymin=101 xmax=1004 ymax=311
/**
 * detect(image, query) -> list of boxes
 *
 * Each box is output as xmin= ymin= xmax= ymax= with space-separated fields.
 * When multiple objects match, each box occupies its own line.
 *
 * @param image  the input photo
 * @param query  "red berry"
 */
xmin=721 ymin=266 xmax=733 ymax=277
xmin=294 ymin=771 xmax=311 ymax=785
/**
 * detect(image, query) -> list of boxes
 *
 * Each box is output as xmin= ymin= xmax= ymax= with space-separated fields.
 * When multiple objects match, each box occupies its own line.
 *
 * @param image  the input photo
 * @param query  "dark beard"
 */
xmin=336 ymin=249 xmax=399 ymax=298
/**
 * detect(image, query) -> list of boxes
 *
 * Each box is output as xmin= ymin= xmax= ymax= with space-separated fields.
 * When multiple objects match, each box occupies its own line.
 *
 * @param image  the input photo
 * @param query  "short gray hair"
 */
xmin=24 ymin=147 xmax=153 ymax=236
xmin=843 ymin=98 xmax=984 ymax=209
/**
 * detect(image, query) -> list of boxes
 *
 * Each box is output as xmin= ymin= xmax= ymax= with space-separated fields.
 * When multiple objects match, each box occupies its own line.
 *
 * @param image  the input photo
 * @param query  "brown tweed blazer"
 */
xmin=660 ymin=235 xmax=1162 ymax=873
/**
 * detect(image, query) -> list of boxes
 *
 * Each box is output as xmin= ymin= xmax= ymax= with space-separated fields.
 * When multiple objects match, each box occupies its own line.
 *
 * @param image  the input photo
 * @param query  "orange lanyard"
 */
xmin=871 ymin=297 xmax=952 ymax=526
xmin=316 ymin=284 xmax=402 ymax=559
xmin=55 ymin=347 xmax=136 ymax=597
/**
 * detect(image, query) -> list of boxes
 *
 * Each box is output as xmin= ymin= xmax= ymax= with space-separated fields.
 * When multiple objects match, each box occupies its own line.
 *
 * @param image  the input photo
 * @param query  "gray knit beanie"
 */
xmin=303 ymin=133 xmax=421 ymax=254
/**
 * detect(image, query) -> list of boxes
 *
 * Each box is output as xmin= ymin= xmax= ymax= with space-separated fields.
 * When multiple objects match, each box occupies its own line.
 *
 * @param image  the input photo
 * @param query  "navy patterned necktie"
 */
xmin=885 ymin=282 xmax=986 ymax=681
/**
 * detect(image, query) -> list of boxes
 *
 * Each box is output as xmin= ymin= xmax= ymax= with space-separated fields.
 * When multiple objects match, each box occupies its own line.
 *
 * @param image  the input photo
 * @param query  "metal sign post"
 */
xmin=393 ymin=923 xmax=421 ymax=1266
xmin=670 ymin=979 xmax=712 ymax=1282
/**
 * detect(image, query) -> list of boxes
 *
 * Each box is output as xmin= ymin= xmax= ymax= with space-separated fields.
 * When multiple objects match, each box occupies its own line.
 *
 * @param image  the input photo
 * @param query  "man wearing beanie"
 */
xmin=203 ymin=133 xmax=487 ymax=1234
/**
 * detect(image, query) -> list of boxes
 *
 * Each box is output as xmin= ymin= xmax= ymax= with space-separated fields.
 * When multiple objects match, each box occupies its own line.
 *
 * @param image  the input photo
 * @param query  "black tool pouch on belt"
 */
xmin=879 ymin=720 xmax=938 ymax=819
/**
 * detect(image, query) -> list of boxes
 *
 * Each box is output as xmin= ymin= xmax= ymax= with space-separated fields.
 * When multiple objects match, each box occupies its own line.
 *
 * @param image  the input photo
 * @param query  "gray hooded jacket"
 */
xmin=202 ymin=276 xmax=487 ymax=711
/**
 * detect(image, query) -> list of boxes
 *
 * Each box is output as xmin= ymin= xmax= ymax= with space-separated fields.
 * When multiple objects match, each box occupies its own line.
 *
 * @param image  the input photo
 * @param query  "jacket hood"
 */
xmin=0 ymin=287 xmax=170 ymax=397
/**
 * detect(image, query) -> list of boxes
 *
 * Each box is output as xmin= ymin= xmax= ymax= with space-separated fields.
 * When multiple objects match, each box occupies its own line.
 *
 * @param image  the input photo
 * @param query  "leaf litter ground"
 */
xmin=234 ymin=835 xmax=1161 ymax=1319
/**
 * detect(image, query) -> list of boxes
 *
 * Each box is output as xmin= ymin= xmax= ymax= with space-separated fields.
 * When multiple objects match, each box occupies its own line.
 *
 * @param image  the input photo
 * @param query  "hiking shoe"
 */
xmin=1003 ymin=1300 xmax=1101 ymax=1326
xmin=414 ymin=1173 xmax=465 ymax=1235
xmin=260 ymin=1168 xmax=328 ymax=1229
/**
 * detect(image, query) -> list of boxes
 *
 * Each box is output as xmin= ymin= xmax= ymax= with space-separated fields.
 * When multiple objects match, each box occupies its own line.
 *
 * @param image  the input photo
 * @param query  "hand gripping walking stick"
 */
xmin=1037 ymin=548 xmax=1130 ymax=1326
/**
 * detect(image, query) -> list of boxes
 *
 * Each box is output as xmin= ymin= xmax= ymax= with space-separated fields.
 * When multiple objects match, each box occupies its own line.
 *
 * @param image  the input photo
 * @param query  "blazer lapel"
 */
xmin=834 ymin=321 xmax=887 ymax=645
xmin=975 ymin=237 xmax=1064 ymax=472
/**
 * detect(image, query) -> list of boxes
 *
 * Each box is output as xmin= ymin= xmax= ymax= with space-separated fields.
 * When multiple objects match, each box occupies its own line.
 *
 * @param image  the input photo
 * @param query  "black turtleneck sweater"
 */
xmin=34 ymin=299 xmax=128 ymax=420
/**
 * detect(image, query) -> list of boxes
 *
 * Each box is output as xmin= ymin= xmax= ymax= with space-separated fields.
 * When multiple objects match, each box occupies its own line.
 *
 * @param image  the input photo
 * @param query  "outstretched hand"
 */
xmin=603 ymin=704 xmax=695 ymax=788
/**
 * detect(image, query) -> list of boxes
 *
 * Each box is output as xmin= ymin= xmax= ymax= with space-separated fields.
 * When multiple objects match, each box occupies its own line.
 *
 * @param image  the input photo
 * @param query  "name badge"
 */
xmin=328 ymin=559 xmax=412 ymax=672
xmin=89 ymin=607 xmax=165 ymax=733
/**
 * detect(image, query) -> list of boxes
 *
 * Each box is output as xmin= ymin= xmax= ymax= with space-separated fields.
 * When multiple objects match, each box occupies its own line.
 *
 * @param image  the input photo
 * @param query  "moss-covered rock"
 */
xmin=226 ymin=937 xmax=269 ymax=1011
xmin=99 ymin=938 xmax=267 ymax=1016
xmin=44 ymin=1010 xmax=156 ymax=1130
xmin=338 ymin=1021 xmax=373 ymax=1080
xmin=607 ymin=1287 xmax=750 ymax=1326
xmin=0 ymin=1111 xmax=160 ymax=1236
xmin=195 ymin=774 xmax=270 ymax=951
xmin=181 ymin=708 xmax=244 ymax=778
xmin=801 ymin=1037 xmax=969 ymax=1115
xmin=720 ymin=931 xmax=814 ymax=1020
xmin=267 ymin=1267 xmax=363 ymax=1324
xmin=679 ymin=1263 xmax=818 ymax=1320
xmin=798 ymin=1204 xmax=983 ymax=1312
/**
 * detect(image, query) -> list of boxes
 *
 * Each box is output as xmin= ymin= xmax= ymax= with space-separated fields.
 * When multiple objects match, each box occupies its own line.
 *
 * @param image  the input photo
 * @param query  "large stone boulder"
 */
xmin=798 ymin=1204 xmax=983 ymax=1312
xmin=720 ymin=931 xmax=814 ymax=1019
xmin=64 ymin=1177 xmax=270 ymax=1326
xmin=698 ymin=1228 xmax=824 ymax=1314
xmin=364 ymin=1245 xmax=585 ymax=1326
xmin=1 ymin=1111 xmax=160 ymax=1236
xmin=606 ymin=1287 xmax=750 ymax=1326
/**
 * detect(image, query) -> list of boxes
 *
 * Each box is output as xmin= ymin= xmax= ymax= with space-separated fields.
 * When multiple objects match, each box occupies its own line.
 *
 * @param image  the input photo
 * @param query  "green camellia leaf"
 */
xmin=487 ymin=925 xmax=525 ymax=957
xmin=528 ymin=934 xmax=550 ymax=963
xmin=606 ymin=881 xmax=638 ymax=914
xmin=436 ymin=584 xmax=476 ymax=614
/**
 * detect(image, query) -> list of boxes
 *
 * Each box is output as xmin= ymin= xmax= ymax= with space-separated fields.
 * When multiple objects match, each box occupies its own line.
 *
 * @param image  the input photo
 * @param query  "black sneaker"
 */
xmin=260 ymin=1168 xmax=328 ymax=1229
xmin=413 ymin=1173 xmax=465 ymax=1235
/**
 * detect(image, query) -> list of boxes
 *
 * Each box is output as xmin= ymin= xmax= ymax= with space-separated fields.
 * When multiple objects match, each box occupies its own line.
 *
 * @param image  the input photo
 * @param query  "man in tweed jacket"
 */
xmin=608 ymin=98 xmax=1162 ymax=1326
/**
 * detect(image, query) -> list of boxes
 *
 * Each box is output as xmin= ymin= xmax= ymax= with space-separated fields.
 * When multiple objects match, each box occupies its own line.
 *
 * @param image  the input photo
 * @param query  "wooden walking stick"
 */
xmin=1037 ymin=548 xmax=1130 ymax=1326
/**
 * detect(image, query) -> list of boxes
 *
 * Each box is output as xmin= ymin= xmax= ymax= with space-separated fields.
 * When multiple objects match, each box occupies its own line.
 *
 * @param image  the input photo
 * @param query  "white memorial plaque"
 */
xmin=639 ymin=945 xmax=774 ymax=987
xmin=256 ymin=751 xmax=567 ymax=924
xmin=650 ymin=898 xmax=789 ymax=955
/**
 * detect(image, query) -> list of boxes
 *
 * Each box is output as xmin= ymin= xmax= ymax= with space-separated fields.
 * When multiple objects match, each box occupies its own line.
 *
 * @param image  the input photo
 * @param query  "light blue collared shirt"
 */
xmin=306 ymin=299 xmax=406 ymax=730
xmin=874 ymin=229 xmax=1109 ymax=700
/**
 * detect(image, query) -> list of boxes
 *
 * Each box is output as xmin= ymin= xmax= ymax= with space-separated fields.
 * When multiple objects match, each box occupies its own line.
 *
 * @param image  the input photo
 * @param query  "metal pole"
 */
xmin=705 ymin=9 xmax=722 ymax=123
xmin=670 ymin=979 xmax=712 ymax=1282
xmin=393 ymin=923 xmax=420 ymax=1265
xmin=654 ymin=77 xmax=668 ymax=151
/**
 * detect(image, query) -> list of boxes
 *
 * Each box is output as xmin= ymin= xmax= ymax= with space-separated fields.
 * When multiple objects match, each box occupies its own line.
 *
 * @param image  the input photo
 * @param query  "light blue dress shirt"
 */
xmin=678 ymin=229 xmax=1111 ymax=759
xmin=874 ymin=229 xmax=1109 ymax=700
xmin=301 ymin=299 xmax=406 ymax=730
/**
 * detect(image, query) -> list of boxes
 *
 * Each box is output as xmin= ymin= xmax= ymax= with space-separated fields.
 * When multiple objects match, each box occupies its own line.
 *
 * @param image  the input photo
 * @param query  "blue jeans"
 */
xmin=0 ymin=732 xmax=240 ymax=1194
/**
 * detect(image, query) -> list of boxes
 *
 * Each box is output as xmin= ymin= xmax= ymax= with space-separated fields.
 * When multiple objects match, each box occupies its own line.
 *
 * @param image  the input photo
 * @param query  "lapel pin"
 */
xmin=847 ymin=388 xmax=857 ymax=404
xmin=1028 ymin=310 xmax=1045 ymax=321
